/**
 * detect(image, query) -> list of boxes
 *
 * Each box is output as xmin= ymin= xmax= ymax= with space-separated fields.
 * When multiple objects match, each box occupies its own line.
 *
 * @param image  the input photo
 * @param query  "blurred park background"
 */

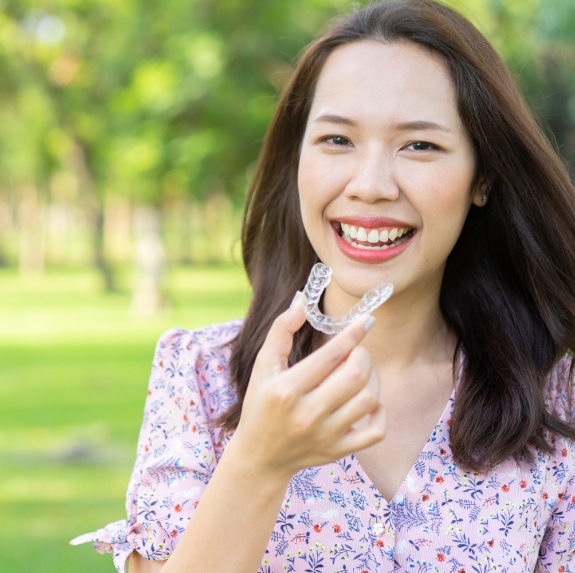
xmin=0 ymin=0 xmax=574 ymax=571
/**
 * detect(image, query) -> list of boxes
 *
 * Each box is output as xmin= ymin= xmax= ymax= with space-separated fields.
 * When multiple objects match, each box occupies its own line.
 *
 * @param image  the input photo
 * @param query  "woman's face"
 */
xmin=298 ymin=40 xmax=484 ymax=308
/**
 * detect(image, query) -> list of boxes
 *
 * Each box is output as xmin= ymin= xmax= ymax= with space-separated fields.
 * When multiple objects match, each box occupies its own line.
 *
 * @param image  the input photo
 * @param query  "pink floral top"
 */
xmin=71 ymin=319 xmax=575 ymax=573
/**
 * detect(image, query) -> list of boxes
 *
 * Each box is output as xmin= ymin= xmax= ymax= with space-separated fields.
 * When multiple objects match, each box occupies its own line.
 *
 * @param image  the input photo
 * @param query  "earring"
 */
xmin=482 ymin=193 xmax=488 ymax=205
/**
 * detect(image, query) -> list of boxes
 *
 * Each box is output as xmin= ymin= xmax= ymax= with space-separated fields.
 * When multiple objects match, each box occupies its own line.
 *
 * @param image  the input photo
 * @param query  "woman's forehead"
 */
xmin=308 ymin=40 xmax=463 ymax=135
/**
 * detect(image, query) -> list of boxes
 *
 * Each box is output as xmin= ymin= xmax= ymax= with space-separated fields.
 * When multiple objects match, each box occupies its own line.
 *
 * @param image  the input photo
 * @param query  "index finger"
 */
xmin=288 ymin=314 xmax=375 ymax=393
xmin=256 ymin=292 xmax=308 ymax=373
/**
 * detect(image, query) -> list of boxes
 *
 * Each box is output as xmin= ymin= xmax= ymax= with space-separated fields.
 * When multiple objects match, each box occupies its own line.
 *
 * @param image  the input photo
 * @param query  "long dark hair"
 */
xmin=214 ymin=0 xmax=575 ymax=472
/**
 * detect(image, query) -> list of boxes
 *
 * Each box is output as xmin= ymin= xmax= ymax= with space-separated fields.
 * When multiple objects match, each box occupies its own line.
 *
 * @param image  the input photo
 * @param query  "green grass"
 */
xmin=0 ymin=265 xmax=250 ymax=572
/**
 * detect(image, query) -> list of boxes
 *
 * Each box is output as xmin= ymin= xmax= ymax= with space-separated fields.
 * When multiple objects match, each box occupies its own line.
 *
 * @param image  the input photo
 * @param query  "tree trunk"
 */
xmin=103 ymin=197 xmax=132 ymax=264
xmin=69 ymin=140 xmax=115 ymax=291
xmin=18 ymin=183 xmax=44 ymax=274
xmin=0 ymin=193 xmax=13 ymax=267
xmin=130 ymin=204 xmax=166 ymax=316
xmin=180 ymin=196 xmax=192 ymax=265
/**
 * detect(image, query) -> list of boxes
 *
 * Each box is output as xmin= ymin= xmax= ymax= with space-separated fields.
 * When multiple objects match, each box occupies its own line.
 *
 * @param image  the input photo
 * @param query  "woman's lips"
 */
xmin=332 ymin=224 xmax=415 ymax=263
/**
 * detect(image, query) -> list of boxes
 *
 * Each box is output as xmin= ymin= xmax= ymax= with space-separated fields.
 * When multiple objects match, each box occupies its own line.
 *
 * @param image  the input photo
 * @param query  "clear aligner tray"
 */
xmin=302 ymin=263 xmax=393 ymax=334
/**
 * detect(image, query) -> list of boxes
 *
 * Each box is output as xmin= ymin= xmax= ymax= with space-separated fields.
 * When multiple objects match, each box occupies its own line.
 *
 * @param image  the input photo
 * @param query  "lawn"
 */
xmin=0 ymin=265 xmax=250 ymax=572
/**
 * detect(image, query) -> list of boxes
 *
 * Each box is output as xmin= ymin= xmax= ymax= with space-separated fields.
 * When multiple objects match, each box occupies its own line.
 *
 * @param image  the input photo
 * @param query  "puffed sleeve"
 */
xmin=534 ymin=356 xmax=575 ymax=571
xmin=70 ymin=326 xmax=237 ymax=572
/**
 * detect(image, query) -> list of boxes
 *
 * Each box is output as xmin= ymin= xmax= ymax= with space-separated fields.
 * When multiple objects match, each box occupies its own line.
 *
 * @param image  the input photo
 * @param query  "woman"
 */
xmin=72 ymin=1 xmax=575 ymax=571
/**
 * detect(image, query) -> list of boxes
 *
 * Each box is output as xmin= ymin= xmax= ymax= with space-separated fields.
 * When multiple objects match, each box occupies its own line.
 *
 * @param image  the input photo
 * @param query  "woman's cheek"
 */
xmin=299 ymin=155 xmax=344 ymax=219
xmin=408 ymin=164 xmax=472 ymax=249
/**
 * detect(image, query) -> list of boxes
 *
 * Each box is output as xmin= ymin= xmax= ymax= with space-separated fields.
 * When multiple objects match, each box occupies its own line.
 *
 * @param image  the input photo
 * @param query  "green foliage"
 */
xmin=0 ymin=0 xmax=356 ymax=205
xmin=0 ymin=0 xmax=573 ymax=210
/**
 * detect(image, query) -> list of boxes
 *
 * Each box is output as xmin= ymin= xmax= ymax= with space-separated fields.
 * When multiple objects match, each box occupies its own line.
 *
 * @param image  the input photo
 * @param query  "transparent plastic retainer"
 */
xmin=302 ymin=263 xmax=393 ymax=335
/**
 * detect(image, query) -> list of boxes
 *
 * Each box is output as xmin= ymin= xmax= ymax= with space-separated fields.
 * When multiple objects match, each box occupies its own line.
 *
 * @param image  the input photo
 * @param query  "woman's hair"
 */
xmin=213 ymin=0 xmax=575 ymax=472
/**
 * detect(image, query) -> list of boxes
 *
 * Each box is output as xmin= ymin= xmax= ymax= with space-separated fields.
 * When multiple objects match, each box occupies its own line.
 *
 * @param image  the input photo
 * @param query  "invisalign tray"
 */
xmin=302 ymin=263 xmax=393 ymax=334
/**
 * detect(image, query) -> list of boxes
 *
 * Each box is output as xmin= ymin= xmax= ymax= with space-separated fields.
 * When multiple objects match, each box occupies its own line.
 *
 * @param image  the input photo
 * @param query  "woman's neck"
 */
xmin=320 ymin=274 xmax=456 ymax=373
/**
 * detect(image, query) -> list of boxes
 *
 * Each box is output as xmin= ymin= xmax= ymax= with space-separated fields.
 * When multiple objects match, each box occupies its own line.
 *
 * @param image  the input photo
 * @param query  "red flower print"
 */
xmin=559 ymin=567 xmax=565 ymax=573
xmin=436 ymin=476 xmax=445 ymax=483
xmin=487 ymin=539 xmax=494 ymax=548
xmin=501 ymin=484 xmax=510 ymax=492
xmin=559 ymin=492 xmax=564 ymax=499
xmin=193 ymin=501 xmax=199 ymax=508
xmin=199 ymin=388 xmax=204 ymax=395
xmin=144 ymin=445 xmax=149 ymax=452
xmin=313 ymin=524 xmax=322 ymax=533
xmin=571 ymin=495 xmax=575 ymax=504
xmin=189 ymin=400 xmax=196 ymax=407
xmin=170 ymin=530 xmax=178 ymax=538
xmin=422 ymin=494 xmax=430 ymax=502
xmin=174 ymin=504 xmax=183 ymax=512
xmin=457 ymin=569 xmax=466 ymax=573
xmin=519 ymin=480 xmax=527 ymax=488
xmin=216 ymin=365 xmax=223 ymax=372
xmin=562 ymin=448 xmax=568 ymax=457
xmin=333 ymin=525 xmax=341 ymax=534
xmin=361 ymin=570 xmax=369 ymax=573
xmin=147 ymin=389 xmax=152 ymax=395
xmin=192 ymin=425 xmax=197 ymax=433
xmin=439 ymin=448 xmax=447 ymax=455
xmin=158 ymin=359 xmax=163 ymax=367
xmin=437 ymin=553 xmax=445 ymax=562
xmin=447 ymin=419 xmax=451 ymax=426
xmin=183 ymin=415 xmax=189 ymax=422
xmin=376 ymin=539 xmax=385 ymax=548
xmin=542 ymin=492 xmax=548 ymax=500
xmin=210 ymin=408 xmax=215 ymax=414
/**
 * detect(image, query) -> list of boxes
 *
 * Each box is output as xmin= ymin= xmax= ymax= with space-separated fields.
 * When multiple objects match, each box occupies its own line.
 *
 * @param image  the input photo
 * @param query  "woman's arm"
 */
xmin=130 ymin=297 xmax=385 ymax=572
xmin=129 ymin=438 xmax=291 ymax=573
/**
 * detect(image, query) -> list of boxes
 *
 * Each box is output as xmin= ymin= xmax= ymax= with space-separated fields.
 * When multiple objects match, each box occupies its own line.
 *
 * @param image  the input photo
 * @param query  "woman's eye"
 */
xmin=322 ymin=136 xmax=351 ymax=146
xmin=404 ymin=141 xmax=438 ymax=151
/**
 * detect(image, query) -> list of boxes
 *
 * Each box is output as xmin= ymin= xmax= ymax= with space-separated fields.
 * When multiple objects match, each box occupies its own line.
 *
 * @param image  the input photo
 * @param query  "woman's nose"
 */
xmin=343 ymin=151 xmax=400 ymax=203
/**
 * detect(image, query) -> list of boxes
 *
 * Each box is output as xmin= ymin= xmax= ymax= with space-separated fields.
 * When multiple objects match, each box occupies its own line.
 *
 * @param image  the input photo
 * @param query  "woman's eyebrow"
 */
xmin=313 ymin=114 xmax=453 ymax=134
xmin=393 ymin=120 xmax=453 ymax=133
xmin=313 ymin=113 xmax=357 ymax=126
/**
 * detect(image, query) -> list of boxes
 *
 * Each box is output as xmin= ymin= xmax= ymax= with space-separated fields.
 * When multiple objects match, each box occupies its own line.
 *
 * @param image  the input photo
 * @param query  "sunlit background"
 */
xmin=0 ymin=0 xmax=574 ymax=571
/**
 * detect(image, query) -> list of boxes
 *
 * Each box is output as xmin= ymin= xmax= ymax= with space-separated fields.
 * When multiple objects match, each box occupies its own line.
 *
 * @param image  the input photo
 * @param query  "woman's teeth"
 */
xmin=340 ymin=223 xmax=413 ymax=250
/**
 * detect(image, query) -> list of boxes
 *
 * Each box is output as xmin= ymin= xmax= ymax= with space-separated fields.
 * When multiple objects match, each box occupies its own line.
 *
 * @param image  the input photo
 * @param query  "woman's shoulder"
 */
xmin=146 ymin=319 xmax=244 ymax=436
xmin=155 ymin=317 xmax=244 ymax=351
xmin=150 ymin=318 xmax=244 ymax=391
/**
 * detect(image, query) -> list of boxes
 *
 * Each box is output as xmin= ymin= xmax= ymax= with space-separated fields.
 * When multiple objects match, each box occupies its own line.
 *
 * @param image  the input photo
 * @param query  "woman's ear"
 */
xmin=471 ymin=176 xmax=489 ymax=207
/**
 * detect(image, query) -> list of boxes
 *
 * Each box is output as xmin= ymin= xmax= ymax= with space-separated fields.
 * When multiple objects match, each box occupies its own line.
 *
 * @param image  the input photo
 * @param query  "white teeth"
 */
xmin=339 ymin=222 xmax=413 ymax=245
xmin=342 ymin=233 xmax=411 ymax=250
xmin=367 ymin=229 xmax=379 ymax=243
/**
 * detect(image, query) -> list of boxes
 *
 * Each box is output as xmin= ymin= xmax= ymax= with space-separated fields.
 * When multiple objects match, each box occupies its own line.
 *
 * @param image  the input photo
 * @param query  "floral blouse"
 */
xmin=71 ymin=319 xmax=575 ymax=572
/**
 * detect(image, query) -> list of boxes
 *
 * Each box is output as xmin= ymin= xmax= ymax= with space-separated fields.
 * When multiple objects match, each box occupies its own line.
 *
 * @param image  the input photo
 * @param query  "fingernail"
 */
xmin=364 ymin=316 xmax=376 ymax=332
xmin=290 ymin=291 xmax=303 ymax=309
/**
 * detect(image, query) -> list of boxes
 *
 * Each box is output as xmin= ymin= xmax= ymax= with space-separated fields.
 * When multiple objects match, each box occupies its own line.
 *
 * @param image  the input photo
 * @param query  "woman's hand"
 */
xmin=130 ymin=294 xmax=386 ymax=573
xmin=230 ymin=292 xmax=386 ymax=481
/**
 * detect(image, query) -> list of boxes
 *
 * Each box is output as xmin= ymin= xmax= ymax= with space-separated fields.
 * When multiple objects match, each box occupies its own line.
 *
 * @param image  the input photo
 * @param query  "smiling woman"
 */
xmin=71 ymin=1 xmax=575 ymax=572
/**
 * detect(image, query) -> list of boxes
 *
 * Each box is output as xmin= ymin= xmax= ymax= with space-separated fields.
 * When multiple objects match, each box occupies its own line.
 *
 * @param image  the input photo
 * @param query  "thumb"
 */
xmin=258 ymin=291 xmax=308 ymax=373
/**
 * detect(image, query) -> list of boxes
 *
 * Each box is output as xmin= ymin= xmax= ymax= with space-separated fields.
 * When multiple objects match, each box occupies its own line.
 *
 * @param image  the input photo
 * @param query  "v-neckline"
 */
xmin=351 ymin=351 xmax=463 ymax=505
